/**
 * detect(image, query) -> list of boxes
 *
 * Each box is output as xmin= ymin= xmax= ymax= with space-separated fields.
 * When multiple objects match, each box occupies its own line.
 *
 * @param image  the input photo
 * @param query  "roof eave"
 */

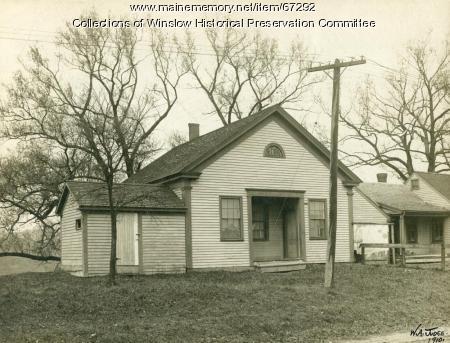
xmin=78 ymin=206 xmax=187 ymax=213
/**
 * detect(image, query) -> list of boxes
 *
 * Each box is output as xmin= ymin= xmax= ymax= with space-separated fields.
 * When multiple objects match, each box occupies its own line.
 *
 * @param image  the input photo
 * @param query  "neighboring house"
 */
xmin=357 ymin=172 xmax=450 ymax=257
xmin=57 ymin=105 xmax=363 ymax=276
xmin=352 ymin=181 xmax=390 ymax=260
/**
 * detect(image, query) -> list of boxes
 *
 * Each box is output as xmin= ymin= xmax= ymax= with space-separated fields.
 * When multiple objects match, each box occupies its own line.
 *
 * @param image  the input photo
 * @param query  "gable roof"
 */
xmin=125 ymin=105 xmax=361 ymax=184
xmin=358 ymin=183 xmax=449 ymax=215
xmin=415 ymin=172 xmax=450 ymax=202
xmin=56 ymin=181 xmax=185 ymax=215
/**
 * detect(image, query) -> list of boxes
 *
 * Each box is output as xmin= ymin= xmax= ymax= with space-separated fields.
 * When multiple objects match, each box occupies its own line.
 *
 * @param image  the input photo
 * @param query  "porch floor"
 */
xmin=253 ymin=259 xmax=306 ymax=273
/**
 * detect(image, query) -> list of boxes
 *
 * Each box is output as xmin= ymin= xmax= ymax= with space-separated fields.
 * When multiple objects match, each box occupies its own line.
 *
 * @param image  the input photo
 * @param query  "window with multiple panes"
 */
xmin=264 ymin=143 xmax=285 ymax=158
xmin=431 ymin=219 xmax=443 ymax=243
xmin=411 ymin=179 xmax=419 ymax=190
xmin=406 ymin=224 xmax=418 ymax=243
xmin=309 ymin=199 xmax=326 ymax=239
xmin=252 ymin=201 xmax=269 ymax=241
xmin=220 ymin=196 xmax=243 ymax=241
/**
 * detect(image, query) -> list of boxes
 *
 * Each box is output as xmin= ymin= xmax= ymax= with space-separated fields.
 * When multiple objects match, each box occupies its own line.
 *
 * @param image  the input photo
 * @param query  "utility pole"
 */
xmin=308 ymin=58 xmax=366 ymax=289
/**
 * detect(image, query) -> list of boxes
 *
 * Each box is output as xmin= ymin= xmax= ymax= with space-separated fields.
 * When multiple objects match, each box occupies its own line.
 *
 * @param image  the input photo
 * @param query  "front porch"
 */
xmin=390 ymin=214 xmax=448 ymax=261
xmin=247 ymin=189 xmax=306 ymax=272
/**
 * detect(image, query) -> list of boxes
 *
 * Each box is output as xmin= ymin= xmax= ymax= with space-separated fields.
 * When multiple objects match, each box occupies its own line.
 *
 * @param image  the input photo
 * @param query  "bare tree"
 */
xmin=167 ymin=130 xmax=188 ymax=149
xmin=0 ymin=143 xmax=94 ymax=259
xmin=179 ymin=28 xmax=319 ymax=126
xmin=0 ymin=14 xmax=185 ymax=284
xmin=340 ymin=41 xmax=449 ymax=180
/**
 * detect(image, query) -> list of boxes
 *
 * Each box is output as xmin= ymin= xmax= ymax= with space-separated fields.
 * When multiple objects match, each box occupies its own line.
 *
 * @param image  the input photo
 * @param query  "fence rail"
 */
xmin=359 ymin=243 xmax=450 ymax=271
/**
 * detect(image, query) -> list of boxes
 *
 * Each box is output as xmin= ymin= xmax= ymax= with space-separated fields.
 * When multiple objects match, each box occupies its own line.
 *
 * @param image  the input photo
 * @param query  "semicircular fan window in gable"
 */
xmin=263 ymin=143 xmax=285 ymax=158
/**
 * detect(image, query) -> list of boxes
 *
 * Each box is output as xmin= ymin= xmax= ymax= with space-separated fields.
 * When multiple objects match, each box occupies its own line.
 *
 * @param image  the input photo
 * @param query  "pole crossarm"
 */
xmin=307 ymin=59 xmax=366 ymax=72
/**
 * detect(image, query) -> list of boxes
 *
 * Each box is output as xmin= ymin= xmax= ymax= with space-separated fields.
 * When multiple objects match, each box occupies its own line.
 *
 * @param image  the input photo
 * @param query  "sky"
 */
xmin=0 ymin=0 xmax=449 ymax=182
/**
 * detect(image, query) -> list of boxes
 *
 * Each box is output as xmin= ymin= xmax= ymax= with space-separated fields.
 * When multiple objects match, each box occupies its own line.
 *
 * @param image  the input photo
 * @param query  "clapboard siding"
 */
xmin=86 ymin=214 xmax=111 ymax=275
xmin=407 ymin=174 xmax=450 ymax=208
xmin=86 ymin=213 xmax=185 ymax=275
xmin=141 ymin=214 xmax=186 ymax=274
xmin=353 ymin=188 xmax=388 ymax=224
xmin=61 ymin=194 xmax=82 ymax=268
xmin=190 ymin=117 xmax=352 ymax=268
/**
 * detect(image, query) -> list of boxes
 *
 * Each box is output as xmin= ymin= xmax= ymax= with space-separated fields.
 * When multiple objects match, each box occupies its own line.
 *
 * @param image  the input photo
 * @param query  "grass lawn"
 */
xmin=0 ymin=264 xmax=448 ymax=342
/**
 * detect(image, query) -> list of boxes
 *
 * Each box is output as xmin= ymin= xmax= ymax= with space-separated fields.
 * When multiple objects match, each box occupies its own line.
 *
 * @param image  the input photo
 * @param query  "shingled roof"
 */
xmin=415 ymin=172 xmax=450 ymax=202
xmin=358 ymin=183 xmax=449 ymax=214
xmin=125 ymin=105 xmax=361 ymax=184
xmin=56 ymin=181 xmax=185 ymax=215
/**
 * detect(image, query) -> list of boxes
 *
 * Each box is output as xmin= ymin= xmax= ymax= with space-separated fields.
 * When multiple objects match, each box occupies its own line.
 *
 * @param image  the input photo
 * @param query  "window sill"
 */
xmin=309 ymin=237 xmax=327 ymax=241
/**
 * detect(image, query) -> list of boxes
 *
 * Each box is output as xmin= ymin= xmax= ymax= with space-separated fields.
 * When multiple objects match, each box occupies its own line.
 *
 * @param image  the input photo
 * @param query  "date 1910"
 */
xmin=411 ymin=324 xmax=446 ymax=343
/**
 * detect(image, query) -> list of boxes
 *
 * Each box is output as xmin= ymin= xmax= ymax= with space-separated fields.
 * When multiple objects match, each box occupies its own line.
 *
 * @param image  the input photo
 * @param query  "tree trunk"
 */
xmin=107 ymin=178 xmax=118 ymax=285
xmin=109 ymin=209 xmax=118 ymax=285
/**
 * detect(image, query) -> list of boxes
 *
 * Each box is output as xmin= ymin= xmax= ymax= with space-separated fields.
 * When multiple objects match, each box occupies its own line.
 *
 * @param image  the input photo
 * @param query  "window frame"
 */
xmin=219 ymin=196 xmax=244 ymax=242
xmin=308 ymin=199 xmax=327 ymax=240
xmin=431 ymin=219 xmax=443 ymax=243
xmin=75 ymin=218 xmax=82 ymax=231
xmin=252 ymin=200 xmax=269 ymax=242
xmin=263 ymin=143 xmax=286 ymax=159
xmin=411 ymin=179 xmax=420 ymax=190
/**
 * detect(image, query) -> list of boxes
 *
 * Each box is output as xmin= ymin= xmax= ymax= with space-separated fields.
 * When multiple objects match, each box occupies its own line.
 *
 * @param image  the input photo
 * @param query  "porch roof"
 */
xmin=358 ymin=183 xmax=450 ymax=215
xmin=56 ymin=181 xmax=186 ymax=215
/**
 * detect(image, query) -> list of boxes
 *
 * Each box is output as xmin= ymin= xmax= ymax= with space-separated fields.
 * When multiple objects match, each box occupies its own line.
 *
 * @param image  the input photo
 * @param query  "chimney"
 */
xmin=188 ymin=123 xmax=199 ymax=141
xmin=376 ymin=173 xmax=388 ymax=183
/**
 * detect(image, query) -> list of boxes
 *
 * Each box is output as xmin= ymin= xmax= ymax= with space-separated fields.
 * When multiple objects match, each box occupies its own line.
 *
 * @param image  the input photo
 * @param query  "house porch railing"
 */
xmin=359 ymin=243 xmax=450 ymax=271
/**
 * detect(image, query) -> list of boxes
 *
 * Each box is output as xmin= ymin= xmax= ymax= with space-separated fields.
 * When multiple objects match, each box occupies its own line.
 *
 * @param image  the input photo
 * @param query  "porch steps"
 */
xmin=253 ymin=260 xmax=306 ymax=273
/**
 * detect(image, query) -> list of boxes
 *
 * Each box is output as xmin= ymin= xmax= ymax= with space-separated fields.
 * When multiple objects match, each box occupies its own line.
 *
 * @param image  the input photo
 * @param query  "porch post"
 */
xmin=297 ymin=196 xmax=306 ymax=261
xmin=400 ymin=213 xmax=406 ymax=267
xmin=442 ymin=224 xmax=446 ymax=271
xmin=389 ymin=223 xmax=396 ymax=265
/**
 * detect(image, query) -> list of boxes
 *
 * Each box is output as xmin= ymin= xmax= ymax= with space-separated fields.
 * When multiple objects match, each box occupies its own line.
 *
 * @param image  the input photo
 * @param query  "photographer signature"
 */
xmin=411 ymin=324 xmax=445 ymax=342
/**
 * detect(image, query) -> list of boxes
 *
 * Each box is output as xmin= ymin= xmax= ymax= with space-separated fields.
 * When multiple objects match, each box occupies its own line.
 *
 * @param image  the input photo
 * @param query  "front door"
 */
xmin=116 ymin=213 xmax=139 ymax=266
xmin=284 ymin=205 xmax=299 ymax=259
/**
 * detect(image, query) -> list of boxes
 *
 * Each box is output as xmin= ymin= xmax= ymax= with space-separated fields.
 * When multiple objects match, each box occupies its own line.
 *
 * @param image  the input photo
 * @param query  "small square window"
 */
xmin=411 ymin=179 xmax=419 ymax=190
xmin=75 ymin=218 xmax=82 ymax=230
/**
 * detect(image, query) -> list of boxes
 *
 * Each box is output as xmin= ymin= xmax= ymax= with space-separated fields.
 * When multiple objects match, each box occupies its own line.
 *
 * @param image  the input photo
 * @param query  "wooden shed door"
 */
xmin=116 ymin=213 xmax=138 ymax=266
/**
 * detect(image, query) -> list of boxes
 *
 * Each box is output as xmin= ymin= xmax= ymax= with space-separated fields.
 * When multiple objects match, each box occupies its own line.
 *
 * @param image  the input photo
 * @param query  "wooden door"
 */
xmin=116 ymin=213 xmax=138 ymax=266
xmin=284 ymin=208 xmax=299 ymax=258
